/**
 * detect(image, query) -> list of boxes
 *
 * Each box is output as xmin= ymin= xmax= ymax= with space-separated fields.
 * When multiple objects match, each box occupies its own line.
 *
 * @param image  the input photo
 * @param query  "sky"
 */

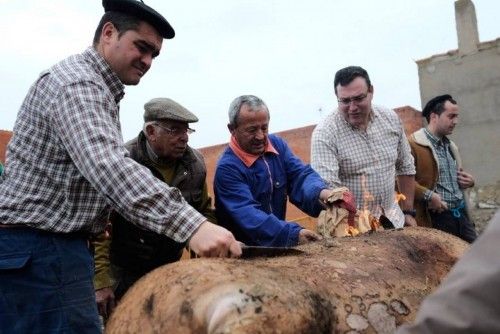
xmin=1 ymin=0 xmax=499 ymax=148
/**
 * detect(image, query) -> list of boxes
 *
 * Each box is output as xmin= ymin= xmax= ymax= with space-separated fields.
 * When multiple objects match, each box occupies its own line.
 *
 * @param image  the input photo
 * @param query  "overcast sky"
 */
xmin=1 ymin=0 xmax=499 ymax=148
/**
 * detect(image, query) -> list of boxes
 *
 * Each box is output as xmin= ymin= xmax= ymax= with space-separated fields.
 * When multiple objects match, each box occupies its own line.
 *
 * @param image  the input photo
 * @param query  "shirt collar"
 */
xmin=339 ymin=107 xmax=377 ymax=131
xmin=229 ymin=135 xmax=279 ymax=167
xmin=424 ymin=127 xmax=449 ymax=147
xmin=83 ymin=47 xmax=125 ymax=104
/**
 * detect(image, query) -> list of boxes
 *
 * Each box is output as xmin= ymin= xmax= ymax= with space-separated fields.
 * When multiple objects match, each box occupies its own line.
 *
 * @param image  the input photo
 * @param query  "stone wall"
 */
xmin=416 ymin=0 xmax=500 ymax=187
xmin=469 ymin=181 xmax=500 ymax=233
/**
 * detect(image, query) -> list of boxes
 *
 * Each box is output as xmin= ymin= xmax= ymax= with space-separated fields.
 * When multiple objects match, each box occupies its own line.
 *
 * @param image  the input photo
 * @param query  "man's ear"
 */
xmin=429 ymin=112 xmax=438 ymax=123
xmin=100 ymin=22 xmax=117 ymax=44
xmin=145 ymin=124 xmax=157 ymax=141
xmin=227 ymin=123 xmax=235 ymax=134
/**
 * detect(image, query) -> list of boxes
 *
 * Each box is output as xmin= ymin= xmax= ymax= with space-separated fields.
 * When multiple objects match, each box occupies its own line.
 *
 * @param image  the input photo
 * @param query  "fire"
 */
xmin=332 ymin=177 xmax=406 ymax=237
xmin=394 ymin=193 xmax=406 ymax=204
xmin=342 ymin=175 xmax=391 ymax=236
xmin=361 ymin=175 xmax=374 ymax=211
xmin=346 ymin=226 xmax=360 ymax=236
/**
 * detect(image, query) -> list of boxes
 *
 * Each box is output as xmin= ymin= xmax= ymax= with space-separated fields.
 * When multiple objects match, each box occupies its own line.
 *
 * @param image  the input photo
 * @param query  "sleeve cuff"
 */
xmin=287 ymin=224 xmax=303 ymax=247
xmin=94 ymin=271 xmax=114 ymax=291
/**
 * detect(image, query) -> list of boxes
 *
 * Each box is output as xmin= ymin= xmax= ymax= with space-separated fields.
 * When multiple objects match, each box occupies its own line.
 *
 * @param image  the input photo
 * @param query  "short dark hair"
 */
xmin=422 ymin=94 xmax=457 ymax=122
xmin=334 ymin=66 xmax=372 ymax=95
xmin=92 ymin=11 xmax=142 ymax=46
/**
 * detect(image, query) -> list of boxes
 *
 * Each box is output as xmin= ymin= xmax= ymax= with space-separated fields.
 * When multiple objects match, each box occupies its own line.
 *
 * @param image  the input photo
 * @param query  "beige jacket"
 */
xmin=409 ymin=128 xmax=472 ymax=227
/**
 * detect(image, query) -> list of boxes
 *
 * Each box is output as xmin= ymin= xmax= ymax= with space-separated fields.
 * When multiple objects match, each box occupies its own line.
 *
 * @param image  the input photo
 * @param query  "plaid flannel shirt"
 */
xmin=422 ymin=128 xmax=463 ymax=208
xmin=311 ymin=105 xmax=415 ymax=212
xmin=0 ymin=47 xmax=204 ymax=241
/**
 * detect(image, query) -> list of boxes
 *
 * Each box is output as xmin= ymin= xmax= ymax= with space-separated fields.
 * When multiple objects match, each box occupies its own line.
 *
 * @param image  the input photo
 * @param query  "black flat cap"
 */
xmin=103 ymin=0 xmax=175 ymax=39
xmin=422 ymin=94 xmax=453 ymax=118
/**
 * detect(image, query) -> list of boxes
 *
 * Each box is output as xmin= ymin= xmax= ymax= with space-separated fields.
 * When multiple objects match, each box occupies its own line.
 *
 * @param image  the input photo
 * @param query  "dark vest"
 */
xmin=110 ymin=132 xmax=207 ymax=274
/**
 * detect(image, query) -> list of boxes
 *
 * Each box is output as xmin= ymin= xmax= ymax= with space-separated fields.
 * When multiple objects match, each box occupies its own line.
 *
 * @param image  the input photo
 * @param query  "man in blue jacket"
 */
xmin=215 ymin=95 xmax=340 ymax=247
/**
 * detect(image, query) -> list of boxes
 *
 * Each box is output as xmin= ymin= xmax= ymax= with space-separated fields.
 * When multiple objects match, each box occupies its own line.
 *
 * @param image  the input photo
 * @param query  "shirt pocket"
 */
xmin=272 ymin=176 xmax=288 ymax=216
xmin=273 ymin=174 xmax=287 ymax=196
xmin=0 ymin=252 xmax=32 ymax=270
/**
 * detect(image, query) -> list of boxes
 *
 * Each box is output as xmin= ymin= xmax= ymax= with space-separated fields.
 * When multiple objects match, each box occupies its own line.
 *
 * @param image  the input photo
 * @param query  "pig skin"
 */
xmin=106 ymin=227 xmax=467 ymax=334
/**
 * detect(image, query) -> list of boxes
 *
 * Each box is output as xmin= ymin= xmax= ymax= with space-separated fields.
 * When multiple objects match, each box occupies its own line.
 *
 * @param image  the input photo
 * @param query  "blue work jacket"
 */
xmin=214 ymin=134 xmax=327 ymax=247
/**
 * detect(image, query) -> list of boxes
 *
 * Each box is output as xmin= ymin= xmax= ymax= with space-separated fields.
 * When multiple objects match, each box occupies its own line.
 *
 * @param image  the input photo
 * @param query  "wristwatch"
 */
xmin=402 ymin=209 xmax=417 ymax=218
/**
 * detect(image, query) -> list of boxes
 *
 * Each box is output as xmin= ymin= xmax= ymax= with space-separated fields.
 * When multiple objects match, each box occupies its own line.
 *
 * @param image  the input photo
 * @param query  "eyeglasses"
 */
xmin=154 ymin=123 xmax=195 ymax=136
xmin=337 ymin=92 xmax=369 ymax=106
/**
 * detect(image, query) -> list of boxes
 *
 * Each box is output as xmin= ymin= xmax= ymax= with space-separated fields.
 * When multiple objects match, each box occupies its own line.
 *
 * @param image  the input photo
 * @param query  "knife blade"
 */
xmin=240 ymin=245 xmax=304 ymax=259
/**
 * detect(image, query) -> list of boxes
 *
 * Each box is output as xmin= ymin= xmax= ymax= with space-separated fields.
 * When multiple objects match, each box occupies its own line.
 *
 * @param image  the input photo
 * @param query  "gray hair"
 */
xmin=228 ymin=95 xmax=269 ymax=128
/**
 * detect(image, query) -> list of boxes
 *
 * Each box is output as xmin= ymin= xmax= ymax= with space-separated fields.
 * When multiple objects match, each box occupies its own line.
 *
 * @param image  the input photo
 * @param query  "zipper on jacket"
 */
xmin=262 ymin=156 xmax=274 ymax=213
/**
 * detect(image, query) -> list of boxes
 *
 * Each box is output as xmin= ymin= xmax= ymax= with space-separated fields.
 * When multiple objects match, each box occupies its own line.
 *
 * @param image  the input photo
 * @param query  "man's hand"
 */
xmin=319 ymin=188 xmax=357 ymax=213
xmin=457 ymin=168 xmax=475 ymax=189
xmin=319 ymin=189 xmax=333 ymax=203
xmin=188 ymin=221 xmax=242 ymax=258
xmin=298 ymin=229 xmax=322 ymax=244
xmin=96 ymin=287 xmax=116 ymax=320
xmin=428 ymin=192 xmax=448 ymax=213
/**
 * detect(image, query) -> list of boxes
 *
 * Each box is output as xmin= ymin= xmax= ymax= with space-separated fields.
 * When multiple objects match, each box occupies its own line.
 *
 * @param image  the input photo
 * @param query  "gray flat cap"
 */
xmin=144 ymin=98 xmax=199 ymax=123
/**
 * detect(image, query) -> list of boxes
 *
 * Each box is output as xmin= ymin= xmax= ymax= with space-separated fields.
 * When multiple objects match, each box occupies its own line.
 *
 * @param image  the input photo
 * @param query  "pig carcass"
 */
xmin=105 ymin=227 xmax=468 ymax=334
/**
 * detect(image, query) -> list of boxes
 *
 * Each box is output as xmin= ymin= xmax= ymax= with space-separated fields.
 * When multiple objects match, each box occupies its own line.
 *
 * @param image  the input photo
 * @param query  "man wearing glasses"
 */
xmin=94 ymin=97 xmax=216 ymax=319
xmin=311 ymin=66 xmax=417 ymax=227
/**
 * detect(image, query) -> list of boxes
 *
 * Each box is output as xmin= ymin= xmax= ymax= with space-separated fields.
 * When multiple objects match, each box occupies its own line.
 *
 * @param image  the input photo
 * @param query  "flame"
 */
xmin=340 ymin=175 xmax=391 ymax=237
xmin=360 ymin=175 xmax=381 ymax=231
xmin=361 ymin=175 xmax=374 ymax=210
xmin=346 ymin=226 xmax=360 ymax=236
xmin=370 ymin=215 xmax=381 ymax=230
xmin=394 ymin=192 xmax=406 ymax=204
xmin=359 ymin=209 xmax=371 ymax=229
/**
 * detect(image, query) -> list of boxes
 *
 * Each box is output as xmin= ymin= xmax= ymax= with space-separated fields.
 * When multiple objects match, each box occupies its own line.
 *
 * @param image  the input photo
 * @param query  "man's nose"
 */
xmin=141 ymin=54 xmax=153 ymax=70
xmin=179 ymin=132 xmax=189 ymax=142
xmin=254 ymin=129 xmax=266 ymax=140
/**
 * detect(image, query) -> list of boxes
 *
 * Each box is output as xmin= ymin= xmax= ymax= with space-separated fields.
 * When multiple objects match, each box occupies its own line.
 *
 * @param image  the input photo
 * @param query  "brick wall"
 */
xmin=394 ymin=106 xmax=425 ymax=135
xmin=0 ymin=130 xmax=12 ymax=164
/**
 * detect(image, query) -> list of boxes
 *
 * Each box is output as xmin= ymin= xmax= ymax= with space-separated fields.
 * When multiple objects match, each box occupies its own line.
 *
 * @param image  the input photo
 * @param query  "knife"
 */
xmin=240 ymin=245 xmax=304 ymax=259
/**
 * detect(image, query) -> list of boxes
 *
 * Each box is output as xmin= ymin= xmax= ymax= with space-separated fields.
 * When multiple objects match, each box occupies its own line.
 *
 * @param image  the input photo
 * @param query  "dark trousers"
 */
xmin=430 ymin=209 xmax=477 ymax=243
xmin=0 ymin=227 xmax=101 ymax=333
xmin=110 ymin=264 xmax=144 ymax=301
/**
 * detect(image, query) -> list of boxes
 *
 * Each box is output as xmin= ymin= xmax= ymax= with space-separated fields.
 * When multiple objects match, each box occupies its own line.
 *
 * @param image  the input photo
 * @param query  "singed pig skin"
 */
xmin=106 ymin=227 xmax=467 ymax=334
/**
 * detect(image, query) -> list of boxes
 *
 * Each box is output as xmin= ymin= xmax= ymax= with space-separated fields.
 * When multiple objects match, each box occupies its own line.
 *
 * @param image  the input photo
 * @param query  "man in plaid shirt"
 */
xmin=0 ymin=1 xmax=241 ymax=332
xmin=311 ymin=66 xmax=417 ymax=227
